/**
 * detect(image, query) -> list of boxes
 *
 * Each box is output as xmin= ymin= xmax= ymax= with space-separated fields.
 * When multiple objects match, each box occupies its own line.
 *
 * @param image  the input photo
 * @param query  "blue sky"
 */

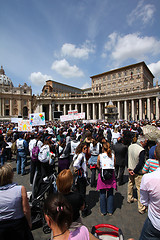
xmin=0 ymin=0 xmax=160 ymax=94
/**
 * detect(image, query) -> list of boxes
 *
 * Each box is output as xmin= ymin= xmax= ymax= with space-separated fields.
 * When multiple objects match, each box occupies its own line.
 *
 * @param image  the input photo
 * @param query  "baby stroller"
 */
xmin=28 ymin=169 xmax=57 ymax=233
xmin=91 ymin=224 xmax=124 ymax=240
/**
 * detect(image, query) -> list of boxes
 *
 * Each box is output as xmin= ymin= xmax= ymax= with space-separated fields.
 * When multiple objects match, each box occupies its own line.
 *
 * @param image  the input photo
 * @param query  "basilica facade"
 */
xmin=0 ymin=61 xmax=160 ymax=121
xmin=0 ymin=66 xmax=32 ymax=121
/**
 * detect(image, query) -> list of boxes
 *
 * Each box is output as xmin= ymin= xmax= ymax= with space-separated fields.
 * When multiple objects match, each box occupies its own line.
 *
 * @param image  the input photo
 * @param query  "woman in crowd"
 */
xmin=73 ymin=142 xmax=89 ymax=217
xmin=88 ymin=138 xmax=102 ymax=188
xmin=56 ymin=169 xmax=85 ymax=226
xmin=111 ymin=127 xmax=121 ymax=145
xmin=0 ymin=163 xmax=33 ymax=240
xmin=38 ymin=139 xmax=52 ymax=177
xmin=84 ymin=131 xmax=92 ymax=162
xmin=0 ymin=135 xmax=8 ymax=166
xmin=97 ymin=142 xmax=117 ymax=216
xmin=73 ymin=142 xmax=88 ymax=198
xmin=43 ymin=192 xmax=97 ymax=240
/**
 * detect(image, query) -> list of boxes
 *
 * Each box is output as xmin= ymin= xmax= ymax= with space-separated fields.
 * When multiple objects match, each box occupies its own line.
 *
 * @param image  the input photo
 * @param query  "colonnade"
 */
xmin=47 ymin=96 xmax=160 ymax=121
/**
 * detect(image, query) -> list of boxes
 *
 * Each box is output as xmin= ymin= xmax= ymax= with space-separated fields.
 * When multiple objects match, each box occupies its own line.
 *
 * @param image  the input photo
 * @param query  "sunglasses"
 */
xmin=83 ymin=147 xmax=87 ymax=150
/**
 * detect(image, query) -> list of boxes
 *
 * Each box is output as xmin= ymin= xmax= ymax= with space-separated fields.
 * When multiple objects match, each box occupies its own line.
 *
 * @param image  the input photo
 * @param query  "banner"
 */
xmin=29 ymin=112 xmax=45 ymax=126
xmin=18 ymin=120 xmax=32 ymax=132
xmin=60 ymin=112 xmax=85 ymax=122
xmin=11 ymin=118 xmax=23 ymax=123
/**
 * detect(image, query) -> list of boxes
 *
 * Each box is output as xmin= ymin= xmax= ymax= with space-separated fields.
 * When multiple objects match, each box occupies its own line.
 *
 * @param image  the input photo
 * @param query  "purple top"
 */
xmin=69 ymin=226 xmax=89 ymax=240
xmin=97 ymin=172 xmax=117 ymax=191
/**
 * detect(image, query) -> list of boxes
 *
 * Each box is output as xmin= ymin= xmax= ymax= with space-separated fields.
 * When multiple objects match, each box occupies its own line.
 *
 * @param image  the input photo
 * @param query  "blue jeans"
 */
xmin=139 ymin=217 xmax=160 ymax=240
xmin=0 ymin=154 xmax=5 ymax=166
xmin=100 ymin=188 xmax=114 ymax=214
xmin=17 ymin=151 xmax=26 ymax=175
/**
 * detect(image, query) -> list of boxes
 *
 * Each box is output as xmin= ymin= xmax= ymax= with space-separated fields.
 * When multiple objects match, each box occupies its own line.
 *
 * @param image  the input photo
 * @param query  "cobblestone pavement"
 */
xmin=11 ymin=156 xmax=146 ymax=240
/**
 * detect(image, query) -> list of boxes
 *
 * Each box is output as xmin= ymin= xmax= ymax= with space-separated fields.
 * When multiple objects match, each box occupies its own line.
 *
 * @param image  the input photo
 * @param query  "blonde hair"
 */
xmin=56 ymin=169 xmax=73 ymax=194
xmin=0 ymin=163 xmax=14 ymax=186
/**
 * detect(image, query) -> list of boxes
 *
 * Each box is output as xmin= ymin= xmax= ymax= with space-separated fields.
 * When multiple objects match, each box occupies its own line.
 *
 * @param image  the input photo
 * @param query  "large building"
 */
xmin=35 ymin=61 xmax=160 ymax=121
xmin=0 ymin=62 xmax=160 ymax=121
xmin=0 ymin=66 xmax=32 ymax=121
xmin=91 ymin=61 xmax=154 ymax=94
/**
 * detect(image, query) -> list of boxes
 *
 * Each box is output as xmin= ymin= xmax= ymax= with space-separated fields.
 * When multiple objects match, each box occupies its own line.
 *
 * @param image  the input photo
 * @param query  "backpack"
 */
xmin=16 ymin=139 xmax=24 ymax=150
xmin=32 ymin=141 xmax=39 ymax=162
xmin=100 ymin=169 xmax=113 ymax=181
xmin=100 ymin=153 xmax=114 ymax=181
xmin=38 ymin=145 xmax=50 ymax=163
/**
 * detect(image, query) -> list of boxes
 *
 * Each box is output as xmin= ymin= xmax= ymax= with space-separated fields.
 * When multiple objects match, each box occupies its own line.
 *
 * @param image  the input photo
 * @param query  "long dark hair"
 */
xmin=75 ymin=142 xmax=87 ymax=155
xmin=43 ymin=193 xmax=73 ymax=232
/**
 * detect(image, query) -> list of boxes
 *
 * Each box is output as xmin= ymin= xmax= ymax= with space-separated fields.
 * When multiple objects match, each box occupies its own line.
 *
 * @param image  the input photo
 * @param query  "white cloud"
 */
xmin=81 ymin=82 xmax=91 ymax=89
xmin=61 ymin=41 xmax=95 ymax=59
xmin=127 ymin=0 xmax=155 ymax=26
xmin=104 ymin=32 xmax=117 ymax=51
xmin=51 ymin=59 xmax=84 ymax=78
xmin=148 ymin=61 xmax=160 ymax=79
xmin=29 ymin=72 xmax=53 ymax=86
xmin=103 ymin=32 xmax=160 ymax=63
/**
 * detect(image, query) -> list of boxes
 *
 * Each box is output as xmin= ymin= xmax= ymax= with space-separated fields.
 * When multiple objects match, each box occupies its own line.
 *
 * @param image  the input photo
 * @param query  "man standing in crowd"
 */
xmin=16 ymin=133 xmax=28 ymax=175
xmin=127 ymin=135 xmax=147 ymax=214
xmin=139 ymin=143 xmax=160 ymax=239
xmin=112 ymin=137 xmax=128 ymax=186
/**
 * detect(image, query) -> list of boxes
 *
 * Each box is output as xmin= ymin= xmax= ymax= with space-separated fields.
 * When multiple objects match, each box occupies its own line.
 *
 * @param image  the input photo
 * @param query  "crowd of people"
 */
xmin=1 ymin=119 xmax=160 ymax=239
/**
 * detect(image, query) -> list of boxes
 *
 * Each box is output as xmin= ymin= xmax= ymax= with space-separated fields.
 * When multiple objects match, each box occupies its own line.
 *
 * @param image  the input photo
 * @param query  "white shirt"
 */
xmin=29 ymin=139 xmax=37 ymax=157
xmin=140 ymin=167 xmax=160 ymax=231
xmin=73 ymin=152 xmax=87 ymax=177
xmin=112 ymin=132 xmax=121 ymax=144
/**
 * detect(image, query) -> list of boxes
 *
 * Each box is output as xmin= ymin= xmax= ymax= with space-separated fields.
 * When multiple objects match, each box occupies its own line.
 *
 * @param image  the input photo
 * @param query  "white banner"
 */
xmin=11 ymin=118 xmax=23 ymax=123
xmin=60 ymin=112 xmax=85 ymax=122
xmin=29 ymin=112 xmax=45 ymax=126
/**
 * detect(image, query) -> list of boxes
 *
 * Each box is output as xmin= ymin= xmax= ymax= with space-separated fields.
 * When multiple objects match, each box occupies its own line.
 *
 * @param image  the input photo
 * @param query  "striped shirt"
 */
xmin=143 ymin=158 xmax=159 ymax=173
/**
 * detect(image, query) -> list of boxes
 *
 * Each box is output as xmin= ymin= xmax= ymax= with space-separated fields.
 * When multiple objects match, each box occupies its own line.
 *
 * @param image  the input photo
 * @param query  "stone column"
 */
xmin=49 ymin=104 xmax=52 ymax=121
xmin=2 ymin=99 xmax=5 ymax=116
xmin=58 ymin=104 xmax=60 ymax=112
xmin=117 ymin=101 xmax=120 ymax=119
xmin=150 ymin=99 xmax=154 ymax=120
xmin=142 ymin=99 xmax=145 ymax=120
xmin=87 ymin=103 xmax=89 ymax=119
xmin=63 ymin=104 xmax=66 ymax=115
xmin=105 ymin=102 xmax=107 ymax=114
xmin=147 ymin=98 xmax=151 ymax=120
xmin=39 ymin=104 xmax=43 ymax=113
xmin=75 ymin=104 xmax=77 ymax=110
xmin=10 ymin=99 xmax=13 ymax=116
xmin=139 ymin=99 xmax=142 ymax=120
xmin=131 ymin=100 xmax=134 ymax=121
xmin=69 ymin=104 xmax=71 ymax=111
xmin=18 ymin=99 xmax=22 ymax=116
xmin=156 ymin=97 xmax=159 ymax=120
xmin=81 ymin=103 xmax=84 ymax=113
xmin=28 ymin=100 xmax=32 ymax=115
xmin=99 ymin=102 xmax=102 ymax=120
xmin=93 ymin=103 xmax=96 ymax=120
xmin=124 ymin=100 xmax=127 ymax=120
